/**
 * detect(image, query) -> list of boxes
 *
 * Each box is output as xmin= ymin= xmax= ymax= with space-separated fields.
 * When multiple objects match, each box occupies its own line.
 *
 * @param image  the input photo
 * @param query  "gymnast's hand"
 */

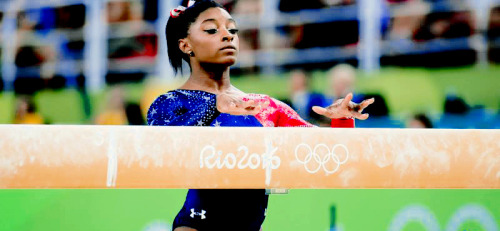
xmin=312 ymin=93 xmax=374 ymax=120
xmin=216 ymin=89 xmax=269 ymax=116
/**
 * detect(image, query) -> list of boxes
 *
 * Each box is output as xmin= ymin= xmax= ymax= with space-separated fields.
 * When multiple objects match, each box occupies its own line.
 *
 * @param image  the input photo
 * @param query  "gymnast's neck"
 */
xmin=180 ymin=62 xmax=232 ymax=94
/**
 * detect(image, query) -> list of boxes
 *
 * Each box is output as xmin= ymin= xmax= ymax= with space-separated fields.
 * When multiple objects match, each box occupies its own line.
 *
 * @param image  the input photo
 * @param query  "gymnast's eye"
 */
xmin=204 ymin=29 xmax=218 ymax=34
xmin=228 ymin=28 xmax=239 ymax=34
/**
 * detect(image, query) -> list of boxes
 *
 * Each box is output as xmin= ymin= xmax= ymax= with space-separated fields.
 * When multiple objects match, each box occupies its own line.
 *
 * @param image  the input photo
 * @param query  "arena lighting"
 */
xmin=0 ymin=125 xmax=498 ymax=189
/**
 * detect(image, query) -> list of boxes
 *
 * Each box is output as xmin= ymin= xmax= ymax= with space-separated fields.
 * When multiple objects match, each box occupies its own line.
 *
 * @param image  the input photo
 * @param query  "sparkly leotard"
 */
xmin=147 ymin=89 xmax=353 ymax=231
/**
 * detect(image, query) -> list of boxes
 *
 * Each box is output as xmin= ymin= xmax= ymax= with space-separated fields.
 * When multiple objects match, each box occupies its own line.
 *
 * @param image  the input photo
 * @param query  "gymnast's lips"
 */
xmin=220 ymin=45 xmax=236 ymax=51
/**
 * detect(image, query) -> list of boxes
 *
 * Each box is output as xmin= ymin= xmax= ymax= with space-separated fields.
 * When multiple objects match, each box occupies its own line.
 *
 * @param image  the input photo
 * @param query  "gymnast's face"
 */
xmin=180 ymin=7 xmax=239 ymax=67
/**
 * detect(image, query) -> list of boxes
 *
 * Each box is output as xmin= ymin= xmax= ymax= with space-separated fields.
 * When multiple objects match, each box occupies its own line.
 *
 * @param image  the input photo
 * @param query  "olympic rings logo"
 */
xmin=294 ymin=143 xmax=349 ymax=174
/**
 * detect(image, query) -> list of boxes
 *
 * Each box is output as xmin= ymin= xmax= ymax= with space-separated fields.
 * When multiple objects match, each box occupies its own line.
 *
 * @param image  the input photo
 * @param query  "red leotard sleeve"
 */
xmin=331 ymin=118 xmax=355 ymax=128
xmin=246 ymin=94 xmax=354 ymax=128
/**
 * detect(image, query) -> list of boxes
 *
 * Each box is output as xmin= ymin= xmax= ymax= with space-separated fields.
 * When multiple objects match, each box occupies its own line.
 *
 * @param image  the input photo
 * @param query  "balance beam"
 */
xmin=0 ymin=125 xmax=498 ymax=189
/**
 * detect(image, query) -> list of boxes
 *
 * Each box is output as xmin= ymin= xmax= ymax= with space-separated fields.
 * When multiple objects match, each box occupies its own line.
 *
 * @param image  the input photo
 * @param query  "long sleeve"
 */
xmin=249 ymin=94 xmax=354 ymax=128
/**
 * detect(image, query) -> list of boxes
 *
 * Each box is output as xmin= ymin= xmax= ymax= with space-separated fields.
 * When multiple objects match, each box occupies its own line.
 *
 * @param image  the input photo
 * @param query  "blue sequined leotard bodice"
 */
xmin=148 ymin=89 xmax=263 ymax=127
xmin=147 ymin=89 xmax=267 ymax=231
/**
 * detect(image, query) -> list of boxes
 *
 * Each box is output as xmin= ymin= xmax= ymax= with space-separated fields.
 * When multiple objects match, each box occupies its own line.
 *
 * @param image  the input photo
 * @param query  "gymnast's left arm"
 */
xmin=251 ymin=93 xmax=374 ymax=128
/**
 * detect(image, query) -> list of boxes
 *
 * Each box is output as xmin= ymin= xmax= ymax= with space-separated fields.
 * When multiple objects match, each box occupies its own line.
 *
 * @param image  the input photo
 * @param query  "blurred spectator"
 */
xmin=325 ymin=65 xmax=390 ymax=118
xmin=15 ymin=10 xmax=56 ymax=68
xmin=14 ymin=45 xmax=50 ymax=68
xmin=125 ymin=102 xmax=146 ymax=125
xmin=382 ymin=1 xmax=477 ymax=67
xmin=107 ymin=1 xmax=142 ymax=23
xmin=488 ymin=6 xmax=500 ymax=63
xmin=105 ymin=72 xmax=147 ymax=85
xmin=326 ymin=64 xmax=363 ymax=103
xmin=235 ymin=29 xmax=260 ymax=53
xmin=278 ymin=0 xmax=326 ymax=12
xmin=106 ymin=1 xmax=157 ymax=83
xmin=360 ymin=93 xmax=390 ymax=117
xmin=278 ymin=0 xmax=359 ymax=50
xmin=14 ymin=8 xmax=59 ymax=95
xmin=107 ymin=0 xmax=157 ymax=60
xmin=108 ymin=35 xmax=158 ymax=60
xmin=95 ymin=86 xmax=128 ymax=125
xmin=55 ymin=4 xmax=85 ymax=29
xmin=282 ymin=69 xmax=327 ymax=124
xmin=385 ymin=0 xmax=429 ymax=40
xmin=231 ymin=0 xmax=261 ymax=53
xmin=488 ymin=6 xmax=500 ymax=39
xmin=407 ymin=113 xmax=433 ymax=128
xmin=232 ymin=0 xmax=261 ymax=14
xmin=13 ymin=76 xmax=45 ymax=95
xmin=13 ymin=96 xmax=44 ymax=124
xmin=413 ymin=10 xmax=474 ymax=41
xmin=326 ymin=64 xmax=393 ymax=128
xmin=438 ymin=93 xmax=473 ymax=128
xmin=95 ymin=85 xmax=145 ymax=125
xmin=444 ymin=94 xmax=469 ymax=114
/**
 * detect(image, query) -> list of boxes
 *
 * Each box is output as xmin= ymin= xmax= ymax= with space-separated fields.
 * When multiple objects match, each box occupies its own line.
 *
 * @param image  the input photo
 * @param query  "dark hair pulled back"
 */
xmin=166 ymin=0 xmax=224 ymax=75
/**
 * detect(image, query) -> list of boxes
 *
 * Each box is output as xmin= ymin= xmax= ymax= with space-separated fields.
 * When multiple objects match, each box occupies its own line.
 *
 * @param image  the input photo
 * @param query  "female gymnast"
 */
xmin=147 ymin=1 xmax=374 ymax=230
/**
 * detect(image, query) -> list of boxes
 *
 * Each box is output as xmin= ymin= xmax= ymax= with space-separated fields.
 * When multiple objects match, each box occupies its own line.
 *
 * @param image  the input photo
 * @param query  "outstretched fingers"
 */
xmin=312 ymin=106 xmax=329 ymax=117
xmin=341 ymin=93 xmax=353 ymax=109
xmin=358 ymin=97 xmax=375 ymax=111
xmin=312 ymin=93 xmax=373 ymax=120
xmin=351 ymin=111 xmax=369 ymax=120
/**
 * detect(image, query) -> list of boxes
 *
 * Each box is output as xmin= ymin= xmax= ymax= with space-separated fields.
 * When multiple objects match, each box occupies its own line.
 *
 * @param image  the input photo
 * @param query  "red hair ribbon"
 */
xmin=170 ymin=0 xmax=196 ymax=18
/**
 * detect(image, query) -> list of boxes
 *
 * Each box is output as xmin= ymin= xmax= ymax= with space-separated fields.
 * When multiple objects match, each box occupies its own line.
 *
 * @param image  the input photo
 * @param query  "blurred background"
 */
xmin=0 ymin=0 xmax=499 ymax=230
xmin=0 ymin=0 xmax=499 ymax=128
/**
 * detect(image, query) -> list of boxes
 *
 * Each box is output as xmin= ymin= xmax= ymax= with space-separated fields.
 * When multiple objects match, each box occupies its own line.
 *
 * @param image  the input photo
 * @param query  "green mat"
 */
xmin=0 ymin=189 xmax=498 ymax=231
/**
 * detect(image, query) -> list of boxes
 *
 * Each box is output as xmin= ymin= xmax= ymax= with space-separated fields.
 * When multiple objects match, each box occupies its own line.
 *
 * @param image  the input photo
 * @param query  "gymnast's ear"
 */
xmin=178 ymin=38 xmax=192 ymax=56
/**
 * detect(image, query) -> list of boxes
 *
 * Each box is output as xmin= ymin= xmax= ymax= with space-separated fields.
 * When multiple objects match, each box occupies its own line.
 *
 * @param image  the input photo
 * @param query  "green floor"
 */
xmin=0 ymin=189 xmax=498 ymax=231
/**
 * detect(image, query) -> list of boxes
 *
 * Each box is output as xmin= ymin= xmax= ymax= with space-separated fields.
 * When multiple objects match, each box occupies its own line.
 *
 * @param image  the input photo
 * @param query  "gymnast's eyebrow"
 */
xmin=201 ymin=18 xmax=236 ymax=24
